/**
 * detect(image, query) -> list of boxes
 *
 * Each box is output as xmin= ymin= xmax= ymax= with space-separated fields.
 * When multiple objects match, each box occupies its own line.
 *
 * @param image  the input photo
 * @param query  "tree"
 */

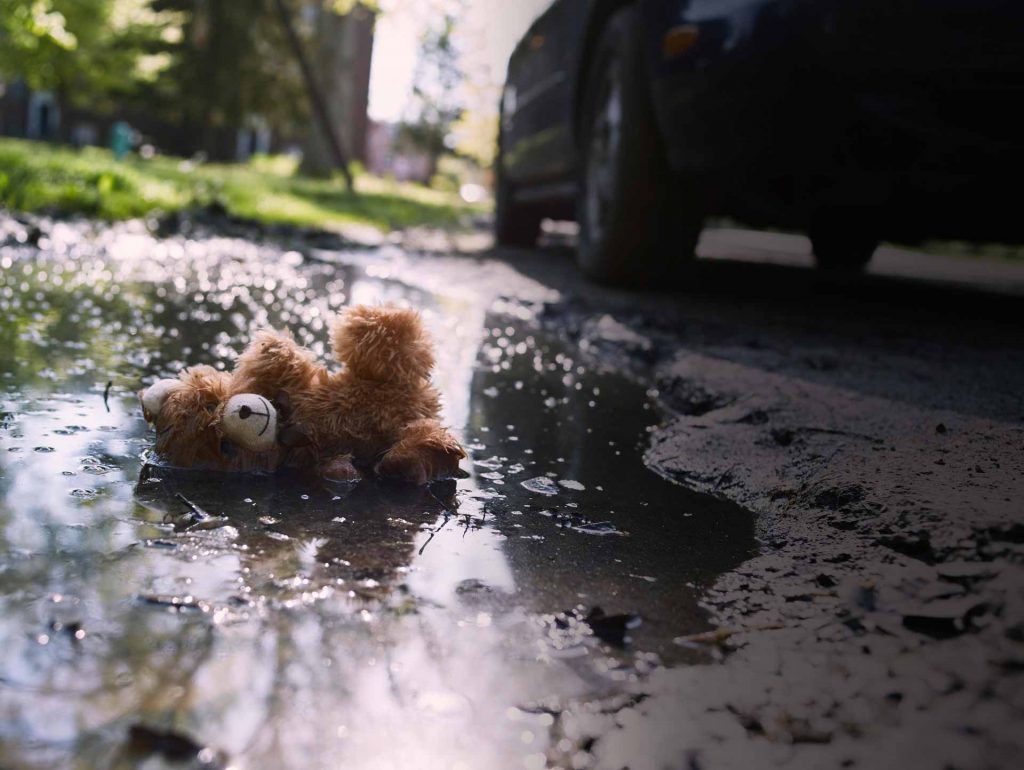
xmin=398 ymin=3 xmax=464 ymax=177
xmin=290 ymin=0 xmax=377 ymax=181
xmin=149 ymin=0 xmax=306 ymax=153
xmin=0 ymin=0 xmax=175 ymax=111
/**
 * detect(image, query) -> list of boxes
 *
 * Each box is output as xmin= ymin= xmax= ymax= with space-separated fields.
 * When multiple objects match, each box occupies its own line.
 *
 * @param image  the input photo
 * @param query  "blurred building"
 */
xmin=365 ymin=121 xmax=433 ymax=183
xmin=0 ymin=8 xmax=374 ymax=166
xmin=0 ymin=82 xmax=60 ymax=141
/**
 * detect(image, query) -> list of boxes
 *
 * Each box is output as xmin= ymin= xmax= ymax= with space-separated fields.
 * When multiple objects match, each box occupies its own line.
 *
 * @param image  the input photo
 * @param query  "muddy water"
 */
xmin=0 ymin=218 xmax=754 ymax=769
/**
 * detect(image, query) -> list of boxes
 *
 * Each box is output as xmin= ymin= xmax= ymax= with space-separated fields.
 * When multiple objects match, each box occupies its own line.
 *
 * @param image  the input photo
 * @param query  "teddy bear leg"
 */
xmin=375 ymin=419 xmax=465 ymax=485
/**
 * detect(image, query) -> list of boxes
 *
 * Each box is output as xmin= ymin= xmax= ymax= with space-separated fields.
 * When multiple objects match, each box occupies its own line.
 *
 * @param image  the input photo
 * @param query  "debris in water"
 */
xmin=521 ymin=476 xmax=559 ymax=495
xmin=137 ymin=594 xmax=211 ymax=613
xmin=557 ymin=606 xmax=642 ymax=647
xmin=126 ymin=724 xmax=229 ymax=768
xmin=103 ymin=380 xmax=112 ymax=412
xmin=142 ymin=539 xmax=178 ymax=550
xmin=899 ymin=597 xmax=992 ymax=639
xmin=166 ymin=493 xmax=229 ymax=531
xmin=48 ymin=619 xmax=86 ymax=642
xmin=673 ymin=623 xmax=784 ymax=648
xmin=456 ymin=578 xmax=493 ymax=595
xmin=571 ymin=520 xmax=627 ymax=537
xmin=585 ymin=607 xmax=641 ymax=645
xmin=174 ymin=492 xmax=211 ymax=518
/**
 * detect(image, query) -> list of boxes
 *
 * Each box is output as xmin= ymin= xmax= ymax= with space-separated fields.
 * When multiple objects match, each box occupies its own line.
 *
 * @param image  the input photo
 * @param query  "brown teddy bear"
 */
xmin=139 ymin=305 xmax=465 ymax=484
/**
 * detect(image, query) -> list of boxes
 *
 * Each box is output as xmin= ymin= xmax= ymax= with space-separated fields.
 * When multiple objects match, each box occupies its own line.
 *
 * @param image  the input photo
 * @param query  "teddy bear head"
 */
xmin=139 ymin=365 xmax=282 ymax=472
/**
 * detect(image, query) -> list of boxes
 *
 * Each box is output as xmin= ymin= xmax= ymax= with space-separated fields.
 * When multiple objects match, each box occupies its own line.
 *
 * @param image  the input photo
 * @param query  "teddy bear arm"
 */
xmin=232 ymin=330 xmax=324 ymax=397
xmin=374 ymin=419 xmax=465 ymax=485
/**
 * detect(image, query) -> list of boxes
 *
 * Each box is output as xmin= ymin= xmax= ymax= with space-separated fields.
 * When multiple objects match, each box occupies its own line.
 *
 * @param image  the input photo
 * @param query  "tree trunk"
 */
xmin=298 ymin=6 xmax=357 ymax=180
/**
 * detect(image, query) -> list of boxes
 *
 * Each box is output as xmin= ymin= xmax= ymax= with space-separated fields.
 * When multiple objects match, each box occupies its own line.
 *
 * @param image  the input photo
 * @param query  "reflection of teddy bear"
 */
xmin=139 ymin=305 xmax=465 ymax=484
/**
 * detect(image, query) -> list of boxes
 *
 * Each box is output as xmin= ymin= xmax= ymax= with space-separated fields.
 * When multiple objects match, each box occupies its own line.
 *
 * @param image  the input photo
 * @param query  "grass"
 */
xmin=0 ymin=137 xmax=484 ymax=232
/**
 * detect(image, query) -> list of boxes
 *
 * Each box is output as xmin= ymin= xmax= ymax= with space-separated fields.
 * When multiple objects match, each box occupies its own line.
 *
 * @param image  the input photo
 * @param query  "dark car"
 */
xmin=496 ymin=0 xmax=1024 ymax=284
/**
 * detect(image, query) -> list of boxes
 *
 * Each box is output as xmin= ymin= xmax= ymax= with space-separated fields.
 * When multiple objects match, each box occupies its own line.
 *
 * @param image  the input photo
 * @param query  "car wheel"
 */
xmin=577 ymin=6 xmax=703 ymax=285
xmin=809 ymin=209 xmax=880 ymax=270
xmin=495 ymin=168 xmax=543 ymax=248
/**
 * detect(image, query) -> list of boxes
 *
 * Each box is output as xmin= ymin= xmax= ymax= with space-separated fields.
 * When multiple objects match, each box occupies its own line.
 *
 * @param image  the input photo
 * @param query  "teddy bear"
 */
xmin=138 ymin=305 xmax=465 ymax=485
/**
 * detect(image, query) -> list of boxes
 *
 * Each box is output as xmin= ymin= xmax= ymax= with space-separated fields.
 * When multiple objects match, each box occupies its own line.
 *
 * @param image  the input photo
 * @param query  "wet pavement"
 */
xmin=0 ymin=215 xmax=755 ymax=769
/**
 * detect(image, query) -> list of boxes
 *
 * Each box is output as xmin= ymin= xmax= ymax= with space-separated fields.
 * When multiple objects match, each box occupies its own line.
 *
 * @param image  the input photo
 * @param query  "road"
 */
xmin=0 ymin=212 xmax=1021 ymax=769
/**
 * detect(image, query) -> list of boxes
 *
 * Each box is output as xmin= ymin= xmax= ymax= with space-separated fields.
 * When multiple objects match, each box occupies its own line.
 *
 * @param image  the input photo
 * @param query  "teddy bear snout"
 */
xmin=221 ymin=394 xmax=278 ymax=453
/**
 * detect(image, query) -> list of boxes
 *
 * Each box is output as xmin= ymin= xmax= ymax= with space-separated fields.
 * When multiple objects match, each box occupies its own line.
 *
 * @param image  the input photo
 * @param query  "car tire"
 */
xmin=809 ymin=209 xmax=880 ymax=270
xmin=495 ymin=167 xmax=543 ymax=248
xmin=577 ymin=6 xmax=703 ymax=285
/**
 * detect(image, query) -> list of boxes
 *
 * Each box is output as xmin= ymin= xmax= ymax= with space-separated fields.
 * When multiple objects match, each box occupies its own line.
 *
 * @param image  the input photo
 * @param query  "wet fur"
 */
xmin=143 ymin=306 xmax=464 ymax=483
xmin=145 ymin=366 xmax=282 ymax=473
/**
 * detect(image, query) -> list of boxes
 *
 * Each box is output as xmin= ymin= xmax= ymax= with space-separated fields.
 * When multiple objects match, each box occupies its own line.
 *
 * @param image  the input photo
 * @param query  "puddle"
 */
xmin=0 ymin=216 xmax=755 ymax=769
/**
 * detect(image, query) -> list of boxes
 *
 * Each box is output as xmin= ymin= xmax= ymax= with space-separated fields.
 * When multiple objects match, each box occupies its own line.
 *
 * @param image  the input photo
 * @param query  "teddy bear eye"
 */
xmin=205 ymin=403 xmax=217 ymax=414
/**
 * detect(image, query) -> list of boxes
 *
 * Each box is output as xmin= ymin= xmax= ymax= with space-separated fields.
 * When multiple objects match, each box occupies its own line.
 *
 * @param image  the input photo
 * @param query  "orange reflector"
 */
xmin=663 ymin=24 xmax=699 ymax=60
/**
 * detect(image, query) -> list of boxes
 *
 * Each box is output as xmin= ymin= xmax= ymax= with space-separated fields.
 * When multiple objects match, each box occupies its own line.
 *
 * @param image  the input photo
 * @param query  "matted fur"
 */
xmin=141 ymin=305 xmax=464 ymax=484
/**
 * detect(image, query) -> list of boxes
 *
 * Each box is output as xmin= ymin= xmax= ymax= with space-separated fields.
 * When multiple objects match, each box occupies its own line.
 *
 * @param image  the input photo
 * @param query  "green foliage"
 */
xmin=399 ymin=3 xmax=466 ymax=166
xmin=149 ymin=0 xmax=306 ymax=131
xmin=0 ymin=140 xmax=184 ymax=217
xmin=0 ymin=1 xmax=377 ymax=142
xmin=0 ymin=137 xmax=483 ymax=230
xmin=0 ymin=0 xmax=177 ymax=109
xmin=246 ymin=153 xmax=300 ymax=178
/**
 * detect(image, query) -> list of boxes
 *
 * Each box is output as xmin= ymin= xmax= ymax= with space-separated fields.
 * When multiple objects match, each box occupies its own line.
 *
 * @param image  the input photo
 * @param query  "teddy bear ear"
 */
xmin=139 ymin=379 xmax=185 ymax=422
xmin=222 ymin=394 xmax=278 ymax=452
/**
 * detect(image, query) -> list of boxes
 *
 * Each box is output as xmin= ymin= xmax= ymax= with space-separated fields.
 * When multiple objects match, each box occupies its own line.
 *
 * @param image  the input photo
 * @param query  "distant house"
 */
xmin=365 ymin=121 xmax=433 ymax=183
xmin=0 ymin=81 xmax=105 ymax=148
xmin=0 ymin=82 xmax=58 ymax=141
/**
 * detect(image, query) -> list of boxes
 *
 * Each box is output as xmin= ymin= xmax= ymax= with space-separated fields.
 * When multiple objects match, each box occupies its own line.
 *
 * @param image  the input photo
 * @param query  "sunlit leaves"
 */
xmin=0 ymin=0 xmax=178 ymax=105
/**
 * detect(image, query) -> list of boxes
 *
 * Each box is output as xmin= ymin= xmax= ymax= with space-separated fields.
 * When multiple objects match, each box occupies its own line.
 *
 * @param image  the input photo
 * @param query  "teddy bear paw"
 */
xmin=375 ymin=453 xmax=429 ymax=486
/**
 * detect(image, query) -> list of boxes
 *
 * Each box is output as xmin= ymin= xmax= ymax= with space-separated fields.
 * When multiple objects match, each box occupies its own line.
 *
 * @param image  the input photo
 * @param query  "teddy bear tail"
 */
xmin=331 ymin=305 xmax=435 ymax=383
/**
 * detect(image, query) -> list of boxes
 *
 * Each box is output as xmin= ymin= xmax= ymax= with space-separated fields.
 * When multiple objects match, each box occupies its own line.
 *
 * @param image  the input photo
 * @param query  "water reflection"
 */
xmin=0 ymin=219 xmax=755 ymax=769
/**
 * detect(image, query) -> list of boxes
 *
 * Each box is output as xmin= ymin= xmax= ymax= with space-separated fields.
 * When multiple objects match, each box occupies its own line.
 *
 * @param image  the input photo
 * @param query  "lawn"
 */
xmin=0 ymin=137 xmax=483 ymax=232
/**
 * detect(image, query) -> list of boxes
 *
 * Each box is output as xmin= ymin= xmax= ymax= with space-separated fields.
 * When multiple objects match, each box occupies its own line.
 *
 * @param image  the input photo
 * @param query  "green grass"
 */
xmin=0 ymin=137 xmax=483 ymax=232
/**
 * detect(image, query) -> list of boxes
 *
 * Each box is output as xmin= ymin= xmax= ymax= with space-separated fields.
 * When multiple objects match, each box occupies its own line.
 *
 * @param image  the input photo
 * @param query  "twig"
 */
xmin=673 ymin=623 xmax=785 ymax=646
xmin=417 ymin=511 xmax=452 ymax=555
xmin=103 ymin=380 xmax=113 ymax=412
xmin=173 ymin=493 xmax=209 ymax=519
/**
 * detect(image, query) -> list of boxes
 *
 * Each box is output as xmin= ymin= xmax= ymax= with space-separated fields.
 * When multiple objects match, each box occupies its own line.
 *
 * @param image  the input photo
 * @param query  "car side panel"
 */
xmin=637 ymin=1 xmax=810 ymax=168
xmin=502 ymin=1 xmax=591 ymax=190
xmin=635 ymin=0 xmax=1024 ymax=236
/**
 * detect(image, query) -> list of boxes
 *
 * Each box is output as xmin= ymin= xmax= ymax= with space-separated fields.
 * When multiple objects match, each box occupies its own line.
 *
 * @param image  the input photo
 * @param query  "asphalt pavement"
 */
xmin=1 ymin=212 xmax=1020 ymax=769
